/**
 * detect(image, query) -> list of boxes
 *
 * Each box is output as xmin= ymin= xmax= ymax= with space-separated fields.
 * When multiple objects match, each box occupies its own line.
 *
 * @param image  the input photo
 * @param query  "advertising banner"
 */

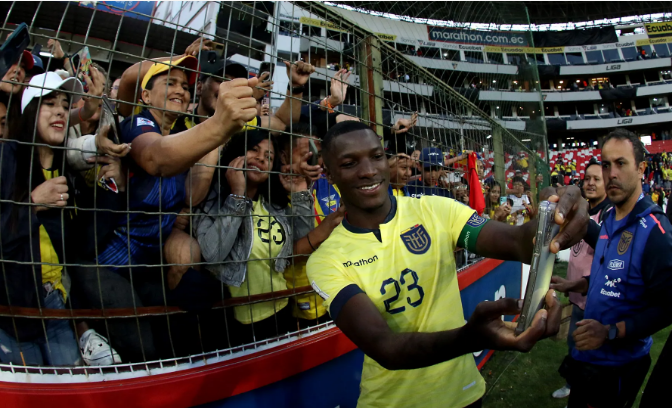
xmin=299 ymin=16 xmax=346 ymax=32
xmin=427 ymin=26 xmax=529 ymax=47
xmin=78 ymin=1 xmax=155 ymax=21
xmin=567 ymin=112 xmax=672 ymax=130
xmin=644 ymin=22 xmax=672 ymax=37
xmin=637 ymin=36 xmax=672 ymax=46
xmin=374 ymin=32 xmax=397 ymax=42
xmin=484 ymin=45 xmax=564 ymax=54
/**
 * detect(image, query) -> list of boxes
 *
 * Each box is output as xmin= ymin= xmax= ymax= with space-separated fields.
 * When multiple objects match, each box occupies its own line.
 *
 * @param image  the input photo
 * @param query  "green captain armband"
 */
xmin=456 ymin=213 xmax=488 ymax=252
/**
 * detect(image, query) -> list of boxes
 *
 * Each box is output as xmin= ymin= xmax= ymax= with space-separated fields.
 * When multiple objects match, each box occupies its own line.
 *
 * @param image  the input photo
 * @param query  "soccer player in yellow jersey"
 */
xmin=307 ymin=121 xmax=590 ymax=408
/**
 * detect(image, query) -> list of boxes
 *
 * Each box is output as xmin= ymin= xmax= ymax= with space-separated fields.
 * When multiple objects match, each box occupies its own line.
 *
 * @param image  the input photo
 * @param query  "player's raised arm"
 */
xmin=331 ymin=282 xmax=561 ymax=370
xmin=472 ymin=185 xmax=589 ymax=263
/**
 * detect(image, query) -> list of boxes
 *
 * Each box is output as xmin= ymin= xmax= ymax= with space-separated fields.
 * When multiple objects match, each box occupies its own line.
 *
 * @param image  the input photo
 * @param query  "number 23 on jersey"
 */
xmin=380 ymin=268 xmax=425 ymax=314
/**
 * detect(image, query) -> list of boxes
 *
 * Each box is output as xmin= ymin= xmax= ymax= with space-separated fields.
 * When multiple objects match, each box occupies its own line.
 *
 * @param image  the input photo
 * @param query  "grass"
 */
xmin=480 ymin=261 xmax=671 ymax=407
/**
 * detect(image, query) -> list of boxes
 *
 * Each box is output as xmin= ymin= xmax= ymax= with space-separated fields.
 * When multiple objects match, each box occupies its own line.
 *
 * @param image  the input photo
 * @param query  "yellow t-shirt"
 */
xmin=664 ymin=169 xmax=672 ymax=181
xmin=307 ymin=196 xmax=485 ymax=408
xmin=652 ymin=192 xmax=660 ymax=203
xmin=282 ymin=184 xmax=341 ymax=320
xmin=229 ymin=199 xmax=288 ymax=324
xmin=40 ymin=169 xmax=67 ymax=301
xmin=392 ymin=188 xmax=405 ymax=197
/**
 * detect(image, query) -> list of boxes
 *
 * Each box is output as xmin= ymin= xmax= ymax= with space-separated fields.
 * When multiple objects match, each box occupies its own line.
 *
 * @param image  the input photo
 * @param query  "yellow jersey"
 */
xmin=664 ymin=169 xmax=672 ymax=181
xmin=40 ymin=169 xmax=67 ymax=301
xmin=307 ymin=195 xmax=486 ymax=407
xmin=282 ymin=180 xmax=341 ymax=320
xmin=392 ymin=187 xmax=405 ymax=197
xmin=230 ymin=199 xmax=288 ymax=324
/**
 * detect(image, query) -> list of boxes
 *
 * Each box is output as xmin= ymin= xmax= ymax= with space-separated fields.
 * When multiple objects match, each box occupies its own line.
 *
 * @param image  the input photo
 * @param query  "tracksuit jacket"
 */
xmin=575 ymin=195 xmax=672 ymax=367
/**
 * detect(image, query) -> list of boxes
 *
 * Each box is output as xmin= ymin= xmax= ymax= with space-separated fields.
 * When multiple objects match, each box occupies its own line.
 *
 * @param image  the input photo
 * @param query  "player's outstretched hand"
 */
xmin=215 ymin=77 xmax=259 ymax=138
xmin=463 ymin=289 xmax=561 ymax=353
xmin=545 ymin=185 xmax=589 ymax=253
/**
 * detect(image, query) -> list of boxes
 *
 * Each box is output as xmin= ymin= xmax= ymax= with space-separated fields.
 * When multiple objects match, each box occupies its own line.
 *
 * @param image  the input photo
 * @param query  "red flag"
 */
xmin=467 ymin=153 xmax=485 ymax=216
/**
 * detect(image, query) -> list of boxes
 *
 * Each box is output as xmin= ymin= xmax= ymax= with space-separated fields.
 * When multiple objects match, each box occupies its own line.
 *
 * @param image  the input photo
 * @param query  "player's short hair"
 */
xmin=322 ymin=120 xmax=374 ymax=164
xmin=602 ymin=128 xmax=645 ymax=165
xmin=512 ymin=176 xmax=525 ymax=185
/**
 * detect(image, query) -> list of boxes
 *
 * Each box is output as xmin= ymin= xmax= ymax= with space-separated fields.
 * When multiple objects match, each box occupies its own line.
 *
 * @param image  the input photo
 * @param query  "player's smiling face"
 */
xmin=325 ymin=128 xmax=390 ymax=213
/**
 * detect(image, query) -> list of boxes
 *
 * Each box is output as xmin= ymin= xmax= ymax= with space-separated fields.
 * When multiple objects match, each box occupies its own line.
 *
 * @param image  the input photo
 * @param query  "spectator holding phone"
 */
xmin=192 ymin=131 xmax=314 ymax=343
xmin=160 ymin=56 xmax=315 ymax=303
xmin=484 ymin=181 xmax=511 ymax=222
xmin=1 ymin=72 xmax=127 ymax=366
xmin=278 ymin=123 xmax=341 ymax=326
xmin=97 ymin=54 xmax=257 ymax=266
xmin=508 ymin=176 xmax=533 ymax=225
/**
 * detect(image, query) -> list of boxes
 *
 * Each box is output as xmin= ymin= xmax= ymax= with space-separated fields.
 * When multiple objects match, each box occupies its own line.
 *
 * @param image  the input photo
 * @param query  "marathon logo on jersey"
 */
xmin=617 ymin=231 xmax=633 ymax=255
xmin=342 ymin=255 xmax=378 ymax=268
xmin=608 ymin=259 xmax=624 ymax=270
xmin=136 ymin=117 xmax=156 ymax=128
xmin=466 ymin=213 xmax=487 ymax=228
xmin=400 ymin=224 xmax=432 ymax=254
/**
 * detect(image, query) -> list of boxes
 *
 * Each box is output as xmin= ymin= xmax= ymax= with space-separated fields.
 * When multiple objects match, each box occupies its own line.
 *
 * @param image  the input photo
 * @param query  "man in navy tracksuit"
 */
xmin=552 ymin=129 xmax=672 ymax=408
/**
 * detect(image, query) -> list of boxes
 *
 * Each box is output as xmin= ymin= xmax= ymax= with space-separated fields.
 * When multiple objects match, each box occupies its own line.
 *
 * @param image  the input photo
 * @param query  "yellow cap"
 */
xmin=141 ymin=55 xmax=198 ymax=90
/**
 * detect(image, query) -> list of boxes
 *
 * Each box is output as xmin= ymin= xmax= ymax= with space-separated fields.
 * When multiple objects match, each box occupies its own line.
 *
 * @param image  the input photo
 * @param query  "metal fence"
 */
xmin=0 ymin=1 xmax=548 ymax=374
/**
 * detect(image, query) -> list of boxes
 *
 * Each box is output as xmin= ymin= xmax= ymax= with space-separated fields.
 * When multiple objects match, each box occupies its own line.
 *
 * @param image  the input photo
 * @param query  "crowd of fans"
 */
xmin=0 ymin=33 xmax=462 ymax=367
xmin=3 ymin=28 xmax=666 ymax=382
xmin=552 ymin=150 xmax=672 ymax=212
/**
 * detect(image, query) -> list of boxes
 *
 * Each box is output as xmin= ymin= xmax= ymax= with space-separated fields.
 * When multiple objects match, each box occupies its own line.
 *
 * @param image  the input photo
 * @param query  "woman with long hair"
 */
xmin=2 ymin=72 xmax=126 ymax=366
xmin=484 ymin=181 xmax=511 ymax=222
xmin=193 ymin=130 xmax=314 ymax=345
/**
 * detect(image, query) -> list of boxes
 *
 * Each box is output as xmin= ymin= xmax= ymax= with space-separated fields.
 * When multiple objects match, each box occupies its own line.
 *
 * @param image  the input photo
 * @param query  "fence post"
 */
xmin=529 ymin=153 xmax=538 ymax=203
xmin=360 ymin=35 xmax=384 ymax=137
xmin=493 ymin=128 xmax=506 ymax=189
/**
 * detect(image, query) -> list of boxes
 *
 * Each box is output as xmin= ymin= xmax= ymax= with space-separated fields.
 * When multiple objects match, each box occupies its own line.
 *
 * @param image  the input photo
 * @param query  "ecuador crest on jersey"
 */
xmin=400 ymin=224 xmax=432 ymax=254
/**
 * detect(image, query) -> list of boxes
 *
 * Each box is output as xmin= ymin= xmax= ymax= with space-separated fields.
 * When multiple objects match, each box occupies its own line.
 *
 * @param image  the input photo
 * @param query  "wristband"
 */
xmin=322 ymin=97 xmax=335 ymax=114
xmin=287 ymin=85 xmax=305 ymax=94
xmin=307 ymin=232 xmax=317 ymax=251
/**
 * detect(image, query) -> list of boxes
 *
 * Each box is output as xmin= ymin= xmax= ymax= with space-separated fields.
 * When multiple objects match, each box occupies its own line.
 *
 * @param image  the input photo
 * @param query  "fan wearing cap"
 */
xmin=96 ymin=54 xmax=258 ymax=274
xmin=0 ymin=72 xmax=126 ymax=366
xmin=0 ymin=49 xmax=35 ymax=137
xmin=0 ymin=49 xmax=34 ymax=97
xmin=156 ymin=56 xmax=315 ymax=300
xmin=175 ymin=55 xmax=315 ymax=207
xmin=406 ymin=147 xmax=453 ymax=199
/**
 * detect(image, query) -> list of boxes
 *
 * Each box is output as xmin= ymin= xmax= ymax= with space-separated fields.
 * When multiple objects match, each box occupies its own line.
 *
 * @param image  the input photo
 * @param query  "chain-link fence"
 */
xmin=0 ymin=1 xmax=548 ymax=374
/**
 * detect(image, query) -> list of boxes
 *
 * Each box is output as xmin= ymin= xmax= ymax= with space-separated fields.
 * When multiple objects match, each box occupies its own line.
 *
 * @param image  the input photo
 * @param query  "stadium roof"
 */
xmin=330 ymin=1 xmax=672 ymax=26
